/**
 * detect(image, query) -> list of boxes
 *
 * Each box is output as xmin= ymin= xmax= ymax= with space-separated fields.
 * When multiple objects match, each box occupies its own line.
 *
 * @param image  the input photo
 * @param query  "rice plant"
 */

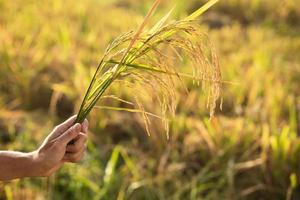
xmin=75 ymin=0 xmax=222 ymax=137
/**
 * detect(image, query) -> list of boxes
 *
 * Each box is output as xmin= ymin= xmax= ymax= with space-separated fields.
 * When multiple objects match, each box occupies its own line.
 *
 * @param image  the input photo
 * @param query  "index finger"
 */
xmin=55 ymin=115 xmax=77 ymax=134
xmin=49 ymin=115 xmax=77 ymax=141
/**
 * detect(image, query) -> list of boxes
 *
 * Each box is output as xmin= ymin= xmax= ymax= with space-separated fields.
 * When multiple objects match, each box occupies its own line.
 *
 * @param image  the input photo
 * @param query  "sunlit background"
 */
xmin=0 ymin=0 xmax=300 ymax=199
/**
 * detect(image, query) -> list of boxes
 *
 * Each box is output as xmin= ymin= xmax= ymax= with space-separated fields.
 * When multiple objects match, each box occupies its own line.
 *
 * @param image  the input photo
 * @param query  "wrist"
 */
xmin=24 ymin=151 xmax=47 ymax=177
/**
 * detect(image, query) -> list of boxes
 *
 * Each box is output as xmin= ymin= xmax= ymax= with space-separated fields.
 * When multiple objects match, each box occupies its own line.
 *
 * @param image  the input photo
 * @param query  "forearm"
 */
xmin=0 ymin=151 xmax=39 ymax=181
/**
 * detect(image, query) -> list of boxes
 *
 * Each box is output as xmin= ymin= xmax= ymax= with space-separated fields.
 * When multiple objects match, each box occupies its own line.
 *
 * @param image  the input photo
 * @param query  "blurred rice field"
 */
xmin=0 ymin=0 xmax=300 ymax=199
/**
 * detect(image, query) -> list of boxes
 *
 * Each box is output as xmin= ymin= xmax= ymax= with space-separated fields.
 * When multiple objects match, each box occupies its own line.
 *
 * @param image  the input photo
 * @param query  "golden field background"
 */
xmin=0 ymin=0 xmax=300 ymax=199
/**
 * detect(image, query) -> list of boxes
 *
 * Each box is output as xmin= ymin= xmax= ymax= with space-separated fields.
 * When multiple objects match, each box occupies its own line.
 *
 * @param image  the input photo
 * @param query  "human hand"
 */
xmin=32 ymin=116 xmax=88 ymax=177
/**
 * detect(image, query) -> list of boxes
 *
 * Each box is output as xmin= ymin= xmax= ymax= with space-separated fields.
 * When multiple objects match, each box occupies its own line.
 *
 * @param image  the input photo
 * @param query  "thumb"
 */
xmin=57 ymin=123 xmax=81 ymax=145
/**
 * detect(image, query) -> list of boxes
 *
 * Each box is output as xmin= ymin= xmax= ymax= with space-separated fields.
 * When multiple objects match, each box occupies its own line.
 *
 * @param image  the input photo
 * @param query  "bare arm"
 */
xmin=0 ymin=151 xmax=39 ymax=180
xmin=0 ymin=116 xmax=89 ymax=181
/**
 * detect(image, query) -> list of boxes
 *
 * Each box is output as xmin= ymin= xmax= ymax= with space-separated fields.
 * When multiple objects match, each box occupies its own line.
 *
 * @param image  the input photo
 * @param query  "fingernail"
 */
xmin=74 ymin=123 xmax=81 ymax=131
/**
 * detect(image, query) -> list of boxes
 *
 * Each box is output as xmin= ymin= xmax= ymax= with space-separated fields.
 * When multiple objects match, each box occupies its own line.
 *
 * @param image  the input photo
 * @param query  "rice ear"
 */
xmin=75 ymin=0 xmax=162 ymax=123
xmin=119 ymin=0 xmax=161 ymax=68
xmin=75 ymin=0 xmax=222 ymax=137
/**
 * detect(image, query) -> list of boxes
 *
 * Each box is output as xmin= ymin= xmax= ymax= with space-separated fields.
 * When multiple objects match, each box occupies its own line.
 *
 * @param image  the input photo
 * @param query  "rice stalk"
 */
xmin=75 ymin=0 xmax=222 ymax=136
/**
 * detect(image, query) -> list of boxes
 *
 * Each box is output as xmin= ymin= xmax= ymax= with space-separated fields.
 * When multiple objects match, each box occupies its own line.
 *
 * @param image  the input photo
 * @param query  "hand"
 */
xmin=32 ymin=116 xmax=89 ymax=177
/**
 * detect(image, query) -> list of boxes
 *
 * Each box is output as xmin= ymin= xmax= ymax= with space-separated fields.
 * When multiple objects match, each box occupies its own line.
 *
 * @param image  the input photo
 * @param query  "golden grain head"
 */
xmin=75 ymin=0 xmax=222 ymax=137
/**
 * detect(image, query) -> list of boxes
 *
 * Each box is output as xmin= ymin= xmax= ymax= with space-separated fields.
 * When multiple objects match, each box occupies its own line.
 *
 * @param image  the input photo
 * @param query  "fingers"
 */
xmin=66 ymin=133 xmax=87 ymax=153
xmin=56 ymin=123 xmax=81 ymax=145
xmin=63 ymin=150 xmax=85 ymax=163
xmin=65 ymin=119 xmax=88 ymax=145
xmin=63 ymin=119 xmax=88 ymax=163
xmin=49 ymin=116 xmax=87 ymax=142
xmin=48 ymin=116 xmax=78 ymax=141
xmin=64 ymin=132 xmax=87 ymax=163
xmin=81 ymin=119 xmax=89 ymax=134
xmin=54 ymin=115 xmax=77 ymax=134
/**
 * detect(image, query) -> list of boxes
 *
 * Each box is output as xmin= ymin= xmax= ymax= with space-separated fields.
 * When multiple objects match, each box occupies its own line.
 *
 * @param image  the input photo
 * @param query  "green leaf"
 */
xmin=184 ymin=0 xmax=219 ymax=21
xmin=94 ymin=106 xmax=163 ymax=119
xmin=148 ymin=7 xmax=174 ymax=34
